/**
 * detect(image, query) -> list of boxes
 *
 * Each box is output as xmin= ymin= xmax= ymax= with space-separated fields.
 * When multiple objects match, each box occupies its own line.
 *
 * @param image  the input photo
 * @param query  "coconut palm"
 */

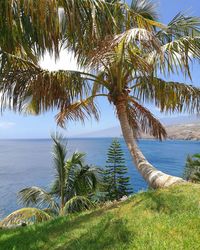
xmin=1 ymin=0 xmax=200 ymax=188
xmin=183 ymin=154 xmax=200 ymax=183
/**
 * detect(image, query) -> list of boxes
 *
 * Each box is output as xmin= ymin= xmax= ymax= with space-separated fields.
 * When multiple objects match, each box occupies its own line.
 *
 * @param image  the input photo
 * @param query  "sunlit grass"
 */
xmin=0 ymin=183 xmax=200 ymax=250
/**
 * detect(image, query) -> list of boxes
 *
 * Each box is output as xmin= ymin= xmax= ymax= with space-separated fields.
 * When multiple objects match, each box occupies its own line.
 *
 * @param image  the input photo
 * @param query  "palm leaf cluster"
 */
xmin=1 ymin=1 xmax=200 ymax=141
xmin=134 ymin=76 xmax=200 ymax=114
xmin=0 ymin=0 xmax=157 ymax=61
xmin=1 ymin=0 xmax=122 ymax=59
xmin=60 ymin=0 xmax=165 ymax=64
xmin=0 ymin=0 xmax=61 ymax=60
xmin=183 ymin=154 xmax=200 ymax=183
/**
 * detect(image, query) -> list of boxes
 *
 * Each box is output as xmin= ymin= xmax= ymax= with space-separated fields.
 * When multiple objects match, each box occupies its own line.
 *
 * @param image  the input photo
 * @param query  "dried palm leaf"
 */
xmin=1 ymin=208 xmax=51 ymax=227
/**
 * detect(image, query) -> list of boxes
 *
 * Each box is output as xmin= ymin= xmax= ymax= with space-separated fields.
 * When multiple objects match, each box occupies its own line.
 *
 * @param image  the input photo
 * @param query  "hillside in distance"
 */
xmin=75 ymin=116 xmax=200 ymax=140
xmin=142 ymin=123 xmax=200 ymax=140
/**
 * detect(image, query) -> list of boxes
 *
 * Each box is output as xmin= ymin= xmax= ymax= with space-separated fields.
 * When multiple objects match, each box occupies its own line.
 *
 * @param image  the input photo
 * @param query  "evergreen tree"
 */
xmin=183 ymin=154 xmax=200 ymax=183
xmin=104 ymin=139 xmax=133 ymax=200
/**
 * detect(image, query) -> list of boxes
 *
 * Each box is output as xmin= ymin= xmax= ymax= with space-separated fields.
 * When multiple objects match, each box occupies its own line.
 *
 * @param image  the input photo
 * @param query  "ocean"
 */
xmin=0 ymin=138 xmax=199 ymax=219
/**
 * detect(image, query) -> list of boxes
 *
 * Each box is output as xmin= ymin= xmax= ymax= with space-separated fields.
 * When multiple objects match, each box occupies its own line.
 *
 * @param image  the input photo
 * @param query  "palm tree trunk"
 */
xmin=115 ymin=99 xmax=184 ymax=189
xmin=60 ymin=185 xmax=65 ymax=215
xmin=60 ymin=193 xmax=65 ymax=215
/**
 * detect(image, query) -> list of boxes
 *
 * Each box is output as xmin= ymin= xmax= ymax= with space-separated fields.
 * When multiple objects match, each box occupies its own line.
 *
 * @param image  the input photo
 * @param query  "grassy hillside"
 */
xmin=0 ymin=184 xmax=200 ymax=250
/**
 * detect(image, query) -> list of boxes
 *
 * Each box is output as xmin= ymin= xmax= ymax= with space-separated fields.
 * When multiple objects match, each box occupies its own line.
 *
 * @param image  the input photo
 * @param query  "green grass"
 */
xmin=1 ymin=183 xmax=200 ymax=250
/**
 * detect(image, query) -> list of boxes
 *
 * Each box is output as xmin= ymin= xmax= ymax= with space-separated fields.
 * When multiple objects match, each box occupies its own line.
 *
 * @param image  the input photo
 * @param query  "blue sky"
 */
xmin=1 ymin=0 xmax=200 ymax=139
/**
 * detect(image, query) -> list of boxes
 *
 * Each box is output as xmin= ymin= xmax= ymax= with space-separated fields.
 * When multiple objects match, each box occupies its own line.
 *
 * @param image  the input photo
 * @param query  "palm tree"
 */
xmin=1 ymin=0 xmax=200 ymax=188
xmin=18 ymin=134 xmax=101 ymax=215
xmin=183 ymin=154 xmax=200 ymax=183
xmin=1 ymin=134 xmax=101 ymax=227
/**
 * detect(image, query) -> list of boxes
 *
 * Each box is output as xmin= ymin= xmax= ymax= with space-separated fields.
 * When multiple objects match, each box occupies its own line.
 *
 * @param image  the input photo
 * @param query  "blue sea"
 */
xmin=0 ymin=138 xmax=199 ymax=219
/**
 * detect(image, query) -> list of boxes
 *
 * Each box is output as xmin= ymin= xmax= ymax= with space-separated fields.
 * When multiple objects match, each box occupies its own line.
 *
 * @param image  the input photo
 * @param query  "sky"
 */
xmin=1 ymin=0 xmax=200 ymax=139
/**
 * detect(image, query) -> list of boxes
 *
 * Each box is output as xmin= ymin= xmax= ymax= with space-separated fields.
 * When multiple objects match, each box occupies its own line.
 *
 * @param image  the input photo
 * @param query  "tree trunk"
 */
xmin=115 ymin=99 xmax=185 ymax=189
xmin=60 ymin=187 xmax=65 ymax=215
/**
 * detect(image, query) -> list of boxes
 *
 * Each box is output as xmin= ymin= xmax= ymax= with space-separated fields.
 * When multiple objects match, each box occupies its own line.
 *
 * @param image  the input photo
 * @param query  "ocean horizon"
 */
xmin=0 ymin=138 xmax=199 ymax=219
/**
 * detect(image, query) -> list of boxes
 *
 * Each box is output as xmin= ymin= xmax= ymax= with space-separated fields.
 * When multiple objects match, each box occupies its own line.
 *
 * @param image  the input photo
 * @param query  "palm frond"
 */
xmin=51 ymin=133 xmax=67 ymax=204
xmin=130 ymin=0 xmax=158 ymax=21
xmin=125 ymin=1 xmax=165 ymax=30
xmin=0 ymin=51 xmax=91 ymax=115
xmin=147 ymin=13 xmax=200 ymax=77
xmin=0 ymin=51 xmax=41 ymax=113
xmin=61 ymin=0 xmax=164 ymax=65
xmin=1 ymin=208 xmax=51 ymax=227
xmin=157 ymin=13 xmax=200 ymax=42
xmin=73 ymin=165 xmax=101 ymax=195
xmin=92 ymin=72 xmax=109 ymax=95
xmin=63 ymin=196 xmax=94 ymax=214
xmin=127 ymin=98 xmax=167 ymax=140
xmin=66 ymin=152 xmax=85 ymax=168
xmin=63 ymin=152 xmax=86 ymax=199
xmin=88 ymin=39 xmax=153 ymax=78
xmin=96 ymin=27 xmax=161 ymax=54
xmin=148 ymin=36 xmax=200 ymax=77
xmin=56 ymin=96 xmax=100 ymax=127
xmin=134 ymin=76 xmax=200 ymax=114
xmin=51 ymin=133 xmax=67 ymax=170
xmin=18 ymin=187 xmax=58 ymax=211
xmin=1 ymin=0 xmax=163 ymax=64
xmin=63 ymin=153 xmax=101 ymax=201
xmin=61 ymin=0 xmax=121 ymax=61
xmin=0 ymin=0 xmax=61 ymax=58
xmin=51 ymin=151 xmax=85 ymax=199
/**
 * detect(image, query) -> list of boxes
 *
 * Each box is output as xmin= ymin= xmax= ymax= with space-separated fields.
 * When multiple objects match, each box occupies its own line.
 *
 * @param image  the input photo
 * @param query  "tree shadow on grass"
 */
xmin=60 ymin=216 xmax=133 ymax=250
xmin=0 ymin=203 xmax=126 ymax=250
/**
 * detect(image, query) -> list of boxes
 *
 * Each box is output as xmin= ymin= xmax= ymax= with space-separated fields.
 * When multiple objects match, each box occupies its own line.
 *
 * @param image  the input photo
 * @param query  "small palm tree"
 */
xmin=183 ymin=154 xmax=200 ymax=183
xmin=19 ymin=134 xmax=101 ymax=215
xmin=1 ymin=134 xmax=101 ymax=227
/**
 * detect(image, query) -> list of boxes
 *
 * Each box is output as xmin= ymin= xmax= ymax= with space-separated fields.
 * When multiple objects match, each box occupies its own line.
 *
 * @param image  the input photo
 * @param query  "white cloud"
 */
xmin=39 ymin=50 xmax=80 ymax=71
xmin=0 ymin=122 xmax=16 ymax=129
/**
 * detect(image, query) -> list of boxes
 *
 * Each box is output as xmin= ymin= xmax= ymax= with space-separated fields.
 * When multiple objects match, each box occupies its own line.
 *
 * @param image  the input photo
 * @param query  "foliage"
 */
xmin=0 ymin=0 xmax=61 ymax=60
xmin=0 ymin=0 xmax=122 ymax=60
xmin=1 ymin=0 xmax=200 ymax=188
xmin=0 ymin=0 xmax=200 ymax=142
xmin=63 ymin=196 xmax=93 ymax=214
xmin=1 ymin=184 xmax=200 ymax=249
xmin=0 ymin=0 xmax=159 ymax=64
xmin=104 ymin=139 xmax=133 ymax=200
xmin=17 ymin=134 xmax=101 ymax=218
xmin=183 ymin=154 xmax=200 ymax=182
xmin=0 ymin=208 xmax=51 ymax=228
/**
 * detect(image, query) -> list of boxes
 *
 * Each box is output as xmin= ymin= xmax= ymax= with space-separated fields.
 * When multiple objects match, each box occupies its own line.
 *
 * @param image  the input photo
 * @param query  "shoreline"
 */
xmin=0 ymin=137 xmax=199 ymax=141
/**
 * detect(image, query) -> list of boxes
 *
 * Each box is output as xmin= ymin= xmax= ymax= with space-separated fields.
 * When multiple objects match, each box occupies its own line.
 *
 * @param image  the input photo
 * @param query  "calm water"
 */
xmin=0 ymin=138 xmax=199 ymax=219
